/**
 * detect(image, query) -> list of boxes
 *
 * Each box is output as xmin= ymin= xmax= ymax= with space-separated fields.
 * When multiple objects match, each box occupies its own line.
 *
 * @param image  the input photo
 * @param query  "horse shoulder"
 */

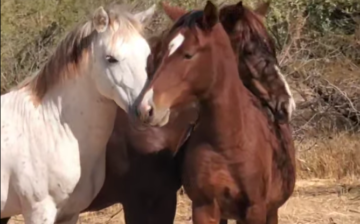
xmin=1 ymin=92 xmax=82 ymax=204
xmin=1 ymin=93 xmax=27 ymax=155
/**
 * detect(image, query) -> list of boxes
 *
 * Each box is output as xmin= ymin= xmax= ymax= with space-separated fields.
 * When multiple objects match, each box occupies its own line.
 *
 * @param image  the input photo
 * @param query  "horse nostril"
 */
xmin=148 ymin=107 xmax=154 ymax=118
xmin=135 ymin=103 xmax=154 ymax=122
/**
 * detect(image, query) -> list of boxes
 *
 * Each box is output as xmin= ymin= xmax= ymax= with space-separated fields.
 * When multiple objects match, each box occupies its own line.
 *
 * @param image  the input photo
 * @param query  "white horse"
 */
xmin=1 ymin=3 xmax=155 ymax=224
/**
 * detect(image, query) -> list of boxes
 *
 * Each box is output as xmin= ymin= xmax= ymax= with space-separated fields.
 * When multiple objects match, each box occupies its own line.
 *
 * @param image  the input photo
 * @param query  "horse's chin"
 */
xmin=127 ymin=106 xmax=150 ymax=131
xmin=150 ymin=109 xmax=170 ymax=127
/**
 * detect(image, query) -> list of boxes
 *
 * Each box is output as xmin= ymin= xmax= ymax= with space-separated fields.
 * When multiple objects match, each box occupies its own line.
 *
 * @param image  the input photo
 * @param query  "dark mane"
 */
xmin=220 ymin=4 xmax=276 ymax=59
xmin=219 ymin=2 xmax=297 ymax=123
xmin=170 ymin=10 xmax=204 ymax=32
xmin=237 ymin=6 xmax=276 ymax=57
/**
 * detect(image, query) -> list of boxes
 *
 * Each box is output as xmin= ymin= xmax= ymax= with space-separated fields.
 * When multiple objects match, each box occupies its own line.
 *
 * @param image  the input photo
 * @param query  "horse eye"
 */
xmin=106 ymin=55 xmax=118 ymax=63
xmin=184 ymin=53 xmax=193 ymax=60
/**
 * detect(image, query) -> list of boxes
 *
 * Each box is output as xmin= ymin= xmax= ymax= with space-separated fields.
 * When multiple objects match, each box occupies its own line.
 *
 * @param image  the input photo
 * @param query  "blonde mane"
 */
xmin=16 ymin=4 xmax=144 ymax=105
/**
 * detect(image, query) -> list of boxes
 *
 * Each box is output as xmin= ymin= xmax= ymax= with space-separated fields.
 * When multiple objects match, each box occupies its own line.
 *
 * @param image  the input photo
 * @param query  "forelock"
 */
xmin=170 ymin=10 xmax=204 ymax=32
xmin=106 ymin=4 xmax=145 ymax=40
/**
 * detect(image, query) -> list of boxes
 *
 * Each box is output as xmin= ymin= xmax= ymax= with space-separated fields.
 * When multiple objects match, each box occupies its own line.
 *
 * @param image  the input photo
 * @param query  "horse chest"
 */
xmin=9 ymin=138 xmax=81 ymax=202
xmin=56 ymin=153 xmax=107 ymax=214
xmin=9 ymin=133 xmax=106 ymax=213
xmin=182 ymin=141 xmax=238 ymax=194
xmin=182 ymin=142 xmax=253 ymax=220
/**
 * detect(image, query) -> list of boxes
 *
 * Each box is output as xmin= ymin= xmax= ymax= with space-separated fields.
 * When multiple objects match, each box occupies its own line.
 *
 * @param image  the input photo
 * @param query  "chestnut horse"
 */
xmin=162 ymin=1 xmax=296 ymax=124
xmin=134 ymin=1 xmax=295 ymax=224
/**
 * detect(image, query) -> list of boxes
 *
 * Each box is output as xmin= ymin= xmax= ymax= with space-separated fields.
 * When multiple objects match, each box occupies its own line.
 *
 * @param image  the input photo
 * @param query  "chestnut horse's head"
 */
xmin=132 ymin=1 xmax=230 ymax=127
xmin=219 ymin=1 xmax=296 ymax=122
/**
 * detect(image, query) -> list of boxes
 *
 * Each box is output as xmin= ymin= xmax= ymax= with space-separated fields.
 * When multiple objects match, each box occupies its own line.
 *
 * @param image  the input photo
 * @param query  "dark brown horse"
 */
xmin=133 ymin=1 xmax=296 ymax=224
xmin=83 ymin=105 xmax=197 ymax=223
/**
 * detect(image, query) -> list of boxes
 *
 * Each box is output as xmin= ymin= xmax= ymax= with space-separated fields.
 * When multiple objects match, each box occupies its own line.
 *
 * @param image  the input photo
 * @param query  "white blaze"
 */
xmin=274 ymin=65 xmax=296 ymax=119
xmin=168 ymin=33 xmax=185 ymax=56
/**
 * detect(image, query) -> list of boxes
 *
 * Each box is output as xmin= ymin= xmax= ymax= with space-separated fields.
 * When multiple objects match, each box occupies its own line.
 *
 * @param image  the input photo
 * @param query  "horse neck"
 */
xmin=36 ymin=71 xmax=117 ymax=152
xmin=198 ymin=44 xmax=260 ymax=148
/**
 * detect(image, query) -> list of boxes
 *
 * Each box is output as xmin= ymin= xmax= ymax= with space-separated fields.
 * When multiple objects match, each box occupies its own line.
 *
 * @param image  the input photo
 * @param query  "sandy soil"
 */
xmin=8 ymin=179 xmax=360 ymax=224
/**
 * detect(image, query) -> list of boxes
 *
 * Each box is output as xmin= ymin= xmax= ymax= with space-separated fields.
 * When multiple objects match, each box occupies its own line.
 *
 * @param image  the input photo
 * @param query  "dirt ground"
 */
xmin=8 ymin=179 xmax=360 ymax=224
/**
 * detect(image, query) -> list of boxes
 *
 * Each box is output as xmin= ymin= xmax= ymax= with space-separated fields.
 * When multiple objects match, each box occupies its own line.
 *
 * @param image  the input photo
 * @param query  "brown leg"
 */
xmin=266 ymin=209 xmax=278 ymax=224
xmin=123 ymin=192 xmax=177 ymax=224
xmin=148 ymin=192 xmax=177 ymax=224
xmin=244 ymin=203 xmax=266 ymax=224
xmin=0 ymin=218 xmax=10 ymax=224
xmin=192 ymin=200 xmax=221 ymax=224
xmin=220 ymin=219 xmax=228 ymax=224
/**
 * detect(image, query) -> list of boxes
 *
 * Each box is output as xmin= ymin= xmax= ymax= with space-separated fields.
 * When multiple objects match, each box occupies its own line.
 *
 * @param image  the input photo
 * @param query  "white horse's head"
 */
xmin=16 ymin=4 xmax=156 ymax=111
xmin=90 ymin=4 xmax=156 ymax=112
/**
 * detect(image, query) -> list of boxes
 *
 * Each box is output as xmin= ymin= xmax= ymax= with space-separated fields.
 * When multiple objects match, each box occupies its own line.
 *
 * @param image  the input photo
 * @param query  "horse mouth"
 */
xmin=150 ymin=108 xmax=170 ymax=127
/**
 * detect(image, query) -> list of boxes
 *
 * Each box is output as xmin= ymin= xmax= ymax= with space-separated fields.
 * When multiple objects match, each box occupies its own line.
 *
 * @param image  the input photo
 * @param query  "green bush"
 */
xmin=1 ymin=0 xmax=359 ymax=93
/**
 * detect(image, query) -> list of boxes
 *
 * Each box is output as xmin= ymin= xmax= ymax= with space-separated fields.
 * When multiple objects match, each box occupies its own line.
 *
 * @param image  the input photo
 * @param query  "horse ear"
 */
xmin=162 ymin=2 xmax=187 ymax=22
xmin=134 ymin=4 xmax=156 ymax=24
xmin=236 ymin=1 xmax=243 ymax=8
xmin=235 ymin=1 xmax=245 ymax=16
xmin=255 ymin=1 xmax=271 ymax=17
xmin=203 ymin=1 xmax=218 ymax=30
xmin=93 ymin=6 xmax=109 ymax=33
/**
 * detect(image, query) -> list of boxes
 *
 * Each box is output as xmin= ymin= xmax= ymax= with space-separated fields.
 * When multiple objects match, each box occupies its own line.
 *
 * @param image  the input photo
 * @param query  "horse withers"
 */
xmin=1 ymin=3 xmax=155 ymax=224
xmin=133 ymin=1 xmax=296 ymax=224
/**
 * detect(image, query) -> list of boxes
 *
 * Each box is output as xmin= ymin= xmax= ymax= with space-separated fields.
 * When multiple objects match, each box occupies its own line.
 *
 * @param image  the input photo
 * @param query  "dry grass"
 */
xmin=296 ymin=133 xmax=360 ymax=180
xmin=279 ymin=180 xmax=360 ymax=224
xmin=8 ymin=180 xmax=360 ymax=224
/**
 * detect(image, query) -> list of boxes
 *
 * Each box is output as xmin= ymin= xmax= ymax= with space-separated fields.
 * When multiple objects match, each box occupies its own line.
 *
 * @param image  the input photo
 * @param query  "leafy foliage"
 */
xmin=1 ymin=0 xmax=359 ymax=93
